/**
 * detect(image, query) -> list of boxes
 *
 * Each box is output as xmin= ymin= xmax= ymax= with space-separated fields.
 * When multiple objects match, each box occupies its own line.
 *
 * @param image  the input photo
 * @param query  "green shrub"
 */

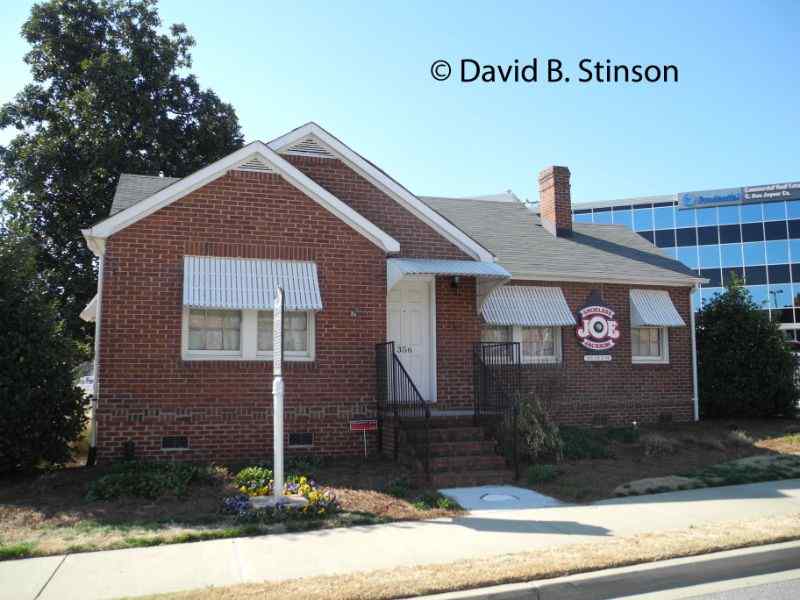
xmin=517 ymin=393 xmax=563 ymax=462
xmin=0 ymin=233 xmax=87 ymax=473
xmin=697 ymin=277 xmax=798 ymax=418
xmin=560 ymin=427 xmax=613 ymax=460
xmin=726 ymin=429 xmax=754 ymax=447
xmin=527 ymin=463 xmax=558 ymax=484
xmin=234 ymin=466 xmax=273 ymax=496
xmin=87 ymin=462 xmax=208 ymax=500
xmin=411 ymin=491 xmax=460 ymax=511
xmin=384 ymin=478 xmax=411 ymax=498
xmin=606 ymin=425 xmax=640 ymax=444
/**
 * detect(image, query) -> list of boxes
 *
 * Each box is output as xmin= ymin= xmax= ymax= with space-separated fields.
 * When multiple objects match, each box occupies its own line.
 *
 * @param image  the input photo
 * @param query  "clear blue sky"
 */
xmin=1 ymin=1 xmax=798 ymax=204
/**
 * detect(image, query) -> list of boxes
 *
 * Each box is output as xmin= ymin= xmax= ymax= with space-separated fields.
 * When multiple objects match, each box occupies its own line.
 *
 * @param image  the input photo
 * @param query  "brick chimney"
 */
xmin=538 ymin=166 xmax=572 ymax=237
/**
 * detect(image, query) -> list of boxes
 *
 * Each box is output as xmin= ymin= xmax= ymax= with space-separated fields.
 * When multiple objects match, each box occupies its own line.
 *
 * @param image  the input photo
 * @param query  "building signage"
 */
xmin=576 ymin=301 xmax=620 ymax=352
xmin=677 ymin=181 xmax=800 ymax=210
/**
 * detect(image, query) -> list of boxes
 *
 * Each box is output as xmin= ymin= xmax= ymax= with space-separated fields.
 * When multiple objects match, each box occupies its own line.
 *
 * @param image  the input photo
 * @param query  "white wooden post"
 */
xmin=272 ymin=287 xmax=285 ymax=502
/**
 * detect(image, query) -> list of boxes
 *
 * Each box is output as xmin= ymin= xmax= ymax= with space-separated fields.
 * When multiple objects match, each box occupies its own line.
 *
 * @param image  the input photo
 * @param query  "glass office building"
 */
xmin=572 ymin=181 xmax=800 ymax=340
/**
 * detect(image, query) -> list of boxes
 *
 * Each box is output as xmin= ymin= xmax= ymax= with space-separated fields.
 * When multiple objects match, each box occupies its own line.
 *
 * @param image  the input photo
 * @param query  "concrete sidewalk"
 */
xmin=4 ymin=479 xmax=800 ymax=600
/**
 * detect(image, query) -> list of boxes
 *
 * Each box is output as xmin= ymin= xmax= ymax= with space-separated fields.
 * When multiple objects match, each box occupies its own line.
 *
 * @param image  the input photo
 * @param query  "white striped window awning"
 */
xmin=183 ymin=256 xmax=323 ymax=311
xmin=629 ymin=289 xmax=685 ymax=327
xmin=482 ymin=286 xmax=576 ymax=327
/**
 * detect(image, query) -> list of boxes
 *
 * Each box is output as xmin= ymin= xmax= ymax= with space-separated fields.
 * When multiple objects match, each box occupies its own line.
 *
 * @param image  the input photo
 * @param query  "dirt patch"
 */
xmin=0 ymin=458 xmax=458 ymax=559
xmin=137 ymin=512 xmax=800 ymax=600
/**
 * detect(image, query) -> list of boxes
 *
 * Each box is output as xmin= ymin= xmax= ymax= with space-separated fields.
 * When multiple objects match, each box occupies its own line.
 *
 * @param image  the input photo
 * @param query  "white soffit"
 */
xmin=81 ymin=141 xmax=400 ymax=255
xmin=268 ymin=123 xmax=496 ymax=262
xmin=630 ymin=289 xmax=686 ymax=327
xmin=482 ymin=285 xmax=576 ymax=327
xmin=80 ymin=294 xmax=98 ymax=322
xmin=183 ymin=256 xmax=323 ymax=311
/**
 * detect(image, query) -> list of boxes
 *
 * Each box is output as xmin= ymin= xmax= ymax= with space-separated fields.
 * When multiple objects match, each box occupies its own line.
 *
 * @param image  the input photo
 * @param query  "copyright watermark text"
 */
xmin=430 ymin=58 xmax=679 ymax=84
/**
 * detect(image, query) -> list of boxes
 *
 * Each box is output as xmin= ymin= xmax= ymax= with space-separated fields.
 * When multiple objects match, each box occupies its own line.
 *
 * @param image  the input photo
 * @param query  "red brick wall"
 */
xmin=97 ymin=170 xmax=386 ymax=462
xmin=538 ymin=166 xmax=573 ymax=237
xmin=434 ymin=277 xmax=482 ymax=410
xmin=511 ymin=280 xmax=694 ymax=425
xmin=284 ymin=155 xmax=471 ymax=260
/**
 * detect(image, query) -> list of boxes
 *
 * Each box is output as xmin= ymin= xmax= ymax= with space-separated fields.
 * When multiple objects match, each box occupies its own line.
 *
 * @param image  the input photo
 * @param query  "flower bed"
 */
xmin=223 ymin=466 xmax=338 ymax=521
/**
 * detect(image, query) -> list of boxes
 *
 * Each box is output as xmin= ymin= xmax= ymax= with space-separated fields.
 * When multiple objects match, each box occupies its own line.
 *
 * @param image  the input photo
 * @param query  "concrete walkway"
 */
xmin=4 ymin=479 xmax=800 ymax=600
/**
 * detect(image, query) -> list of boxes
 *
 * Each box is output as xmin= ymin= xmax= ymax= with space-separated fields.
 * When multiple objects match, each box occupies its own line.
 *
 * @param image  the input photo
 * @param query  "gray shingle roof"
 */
xmin=110 ymin=174 xmax=181 ymax=215
xmin=421 ymin=196 xmax=700 ymax=285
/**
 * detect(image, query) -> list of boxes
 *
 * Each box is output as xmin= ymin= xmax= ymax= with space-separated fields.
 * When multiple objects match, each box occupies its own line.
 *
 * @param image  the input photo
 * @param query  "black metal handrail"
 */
xmin=376 ymin=341 xmax=431 ymax=478
xmin=473 ymin=342 xmax=522 ymax=480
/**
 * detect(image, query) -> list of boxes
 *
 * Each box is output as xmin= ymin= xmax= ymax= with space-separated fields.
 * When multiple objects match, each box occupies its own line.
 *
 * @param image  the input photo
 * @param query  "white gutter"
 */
xmin=84 ymin=235 xmax=106 ymax=463
xmin=689 ymin=283 xmax=700 ymax=421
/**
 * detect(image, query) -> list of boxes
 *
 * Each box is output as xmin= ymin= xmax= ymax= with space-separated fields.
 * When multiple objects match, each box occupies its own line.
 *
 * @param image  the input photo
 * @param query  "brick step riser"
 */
xmin=429 ymin=455 xmax=508 ymax=473
xmin=427 ymin=441 xmax=498 ymax=457
xmin=429 ymin=470 xmax=516 ymax=488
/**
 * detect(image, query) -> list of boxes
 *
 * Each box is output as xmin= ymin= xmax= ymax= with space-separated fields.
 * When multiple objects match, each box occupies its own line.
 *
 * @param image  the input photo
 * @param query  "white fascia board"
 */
xmin=81 ymin=141 xmax=400 ymax=254
xmin=511 ymin=272 xmax=707 ymax=287
xmin=268 ymin=123 xmax=495 ymax=262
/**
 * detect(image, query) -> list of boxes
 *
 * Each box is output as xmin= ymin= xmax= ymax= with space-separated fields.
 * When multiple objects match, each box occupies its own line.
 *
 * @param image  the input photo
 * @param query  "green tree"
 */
xmin=0 ymin=0 xmax=243 ymax=344
xmin=0 ymin=228 xmax=87 ymax=472
xmin=696 ymin=275 xmax=797 ymax=418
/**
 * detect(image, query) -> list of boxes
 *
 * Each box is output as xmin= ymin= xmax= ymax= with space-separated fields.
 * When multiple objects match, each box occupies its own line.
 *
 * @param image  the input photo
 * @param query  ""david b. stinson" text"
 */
xmin=430 ymin=58 xmax=679 ymax=84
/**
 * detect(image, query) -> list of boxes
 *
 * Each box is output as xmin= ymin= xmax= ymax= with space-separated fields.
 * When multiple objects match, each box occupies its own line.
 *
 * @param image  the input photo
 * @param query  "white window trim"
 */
xmin=631 ymin=326 xmax=670 ymax=364
xmin=480 ymin=324 xmax=563 ymax=364
xmin=181 ymin=307 xmax=316 ymax=362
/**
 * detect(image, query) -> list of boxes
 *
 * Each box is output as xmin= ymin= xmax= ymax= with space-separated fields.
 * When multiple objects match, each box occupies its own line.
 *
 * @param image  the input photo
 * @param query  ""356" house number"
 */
xmin=396 ymin=345 xmax=413 ymax=353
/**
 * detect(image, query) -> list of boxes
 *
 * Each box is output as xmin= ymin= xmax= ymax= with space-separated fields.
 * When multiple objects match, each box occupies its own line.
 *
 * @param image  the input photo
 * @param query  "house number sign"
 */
xmin=576 ymin=303 xmax=620 ymax=352
xmin=396 ymin=345 xmax=413 ymax=353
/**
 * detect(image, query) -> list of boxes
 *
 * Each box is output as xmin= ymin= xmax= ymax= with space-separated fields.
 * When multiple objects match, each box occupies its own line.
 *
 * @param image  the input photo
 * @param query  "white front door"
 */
xmin=387 ymin=277 xmax=434 ymax=401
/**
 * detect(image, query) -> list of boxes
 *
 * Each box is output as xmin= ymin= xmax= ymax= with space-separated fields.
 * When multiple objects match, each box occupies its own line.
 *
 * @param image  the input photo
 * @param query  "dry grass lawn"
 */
xmin=528 ymin=418 xmax=800 ymax=502
xmin=137 ymin=512 xmax=800 ymax=600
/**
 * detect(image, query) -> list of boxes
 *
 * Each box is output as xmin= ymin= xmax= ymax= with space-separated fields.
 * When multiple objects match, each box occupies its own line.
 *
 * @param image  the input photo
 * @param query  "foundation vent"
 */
xmin=162 ymin=436 xmax=189 ymax=450
xmin=288 ymin=432 xmax=313 ymax=447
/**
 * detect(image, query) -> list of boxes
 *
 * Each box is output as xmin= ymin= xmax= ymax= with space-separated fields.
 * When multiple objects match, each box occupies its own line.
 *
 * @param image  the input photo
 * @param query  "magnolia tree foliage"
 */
xmin=0 ymin=230 xmax=87 ymax=472
xmin=696 ymin=276 xmax=797 ymax=418
xmin=0 ymin=0 xmax=243 ymax=345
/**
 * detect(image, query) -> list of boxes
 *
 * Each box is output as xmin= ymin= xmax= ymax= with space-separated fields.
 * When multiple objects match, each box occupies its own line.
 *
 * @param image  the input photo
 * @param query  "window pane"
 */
xmin=788 ymin=201 xmax=800 ymax=220
xmin=696 ymin=207 xmax=718 ymax=226
xmin=699 ymin=245 xmax=720 ymax=268
xmin=768 ymin=283 xmax=792 ymax=308
xmin=675 ymin=228 xmax=697 ymax=247
xmin=521 ymin=327 xmax=555 ymax=358
xmin=593 ymin=209 xmax=612 ymax=224
xmin=748 ymin=285 xmax=769 ymax=308
xmin=741 ymin=203 xmax=763 ymax=223
xmin=287 ymin=313 xmax=308 ymax=331
xmin=790 ymin=239 xmax=800 ymax=262
xmin=632 ymin=328 xmax=661 ymax=357
xmin=654 ymin=206 xmax=675 ymax=230
xmin=612 ymin=208 xmax=632 ymax=228
xmin=286 ymin=329 xmax=307 ymax=351
xmin=741 ymin=222 xmax=764 ymax=242
xmin=675 ymin=208 xmax=695 ymax=228
xmin=720 ymin=244 xmax=743 ymax=267
xmin=742 ymin=242 xmax=766 ymax=266
xmin=745 ymin=265 xmax=767 ymax=285
xmin=188 ymin=309 xmax=240 ymax=351
xmin=633 ymin=207 xmax=653 ymax=231
xmin=766 ymin=240 xmax=789 ymax=264
xmin=764 ymin=220 xmax=788 ymax=240
xmin=764 ymin=201 xmax=787 ymax=221
xmin=718 ymin=224 xmax=741 ymax=244
xmin=574 ymin=212 xmax=592 ymax=223
xmin=718 ymin=205 xmax=740 ymax=225
xmin=701 ymin=287 xmax=723 ymax=306
xmin=677 ymin=246 xmax=699 ymax=269
xmin=769 ymin=264 xmax=791 ymax=284
xmin=481 ymin=326 xmax=511 ymax=343
xmin=655 ymin=229 xmax=676 ymax=248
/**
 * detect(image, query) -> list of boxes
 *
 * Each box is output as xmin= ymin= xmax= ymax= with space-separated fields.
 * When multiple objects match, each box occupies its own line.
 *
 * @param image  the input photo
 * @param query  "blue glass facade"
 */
xmin=573 ymin=199 xmax=800 ymax=334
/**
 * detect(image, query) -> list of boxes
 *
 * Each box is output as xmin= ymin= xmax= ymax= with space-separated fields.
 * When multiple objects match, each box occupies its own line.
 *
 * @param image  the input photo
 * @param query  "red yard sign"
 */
xmin=350 ymin=419 xmax=378 ymax=432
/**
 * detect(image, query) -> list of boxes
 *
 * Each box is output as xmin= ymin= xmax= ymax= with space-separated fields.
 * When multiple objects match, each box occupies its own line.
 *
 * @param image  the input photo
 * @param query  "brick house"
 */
xmin=81 ymin=123 xmax=703 ymax=483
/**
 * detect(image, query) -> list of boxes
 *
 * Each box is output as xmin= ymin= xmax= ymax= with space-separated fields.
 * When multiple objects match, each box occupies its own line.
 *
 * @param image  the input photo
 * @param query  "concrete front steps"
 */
xmin=400 ymin=415 xmax=516 ymax=487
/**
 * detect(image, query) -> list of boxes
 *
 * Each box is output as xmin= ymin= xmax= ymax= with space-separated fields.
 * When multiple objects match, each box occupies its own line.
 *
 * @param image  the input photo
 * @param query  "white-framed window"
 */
xmin=257 ymin=310 xmax=314 ymax=361
xmin=187 ymin=309 xmax=242 ymax=356
xmin=480 ymin=324 xmax=562 ymax=364
xmin=520 ymin=326 xmax=561 ymax=363
xmin=182 ymin=308 xmax=315 ymax=361
xmin=631 ymin=326 xmax=669 ymax=364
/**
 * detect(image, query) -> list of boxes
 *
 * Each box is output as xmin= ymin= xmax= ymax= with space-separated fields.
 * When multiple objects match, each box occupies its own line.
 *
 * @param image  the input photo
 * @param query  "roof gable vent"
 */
xmin=282 ymin=135 xmax=336 ymax=159
xmin=234 ymin=155 xmax=276 ymax=173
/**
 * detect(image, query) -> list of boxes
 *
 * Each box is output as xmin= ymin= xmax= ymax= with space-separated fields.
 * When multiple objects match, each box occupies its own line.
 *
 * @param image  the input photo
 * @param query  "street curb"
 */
xmin=412 ymin=539 xmax=800 ymax=599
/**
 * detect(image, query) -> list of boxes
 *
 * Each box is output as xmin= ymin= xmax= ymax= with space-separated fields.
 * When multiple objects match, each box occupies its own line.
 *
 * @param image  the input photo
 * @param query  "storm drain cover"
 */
xmin=480 ymin=493 xmax=519 ymax=503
